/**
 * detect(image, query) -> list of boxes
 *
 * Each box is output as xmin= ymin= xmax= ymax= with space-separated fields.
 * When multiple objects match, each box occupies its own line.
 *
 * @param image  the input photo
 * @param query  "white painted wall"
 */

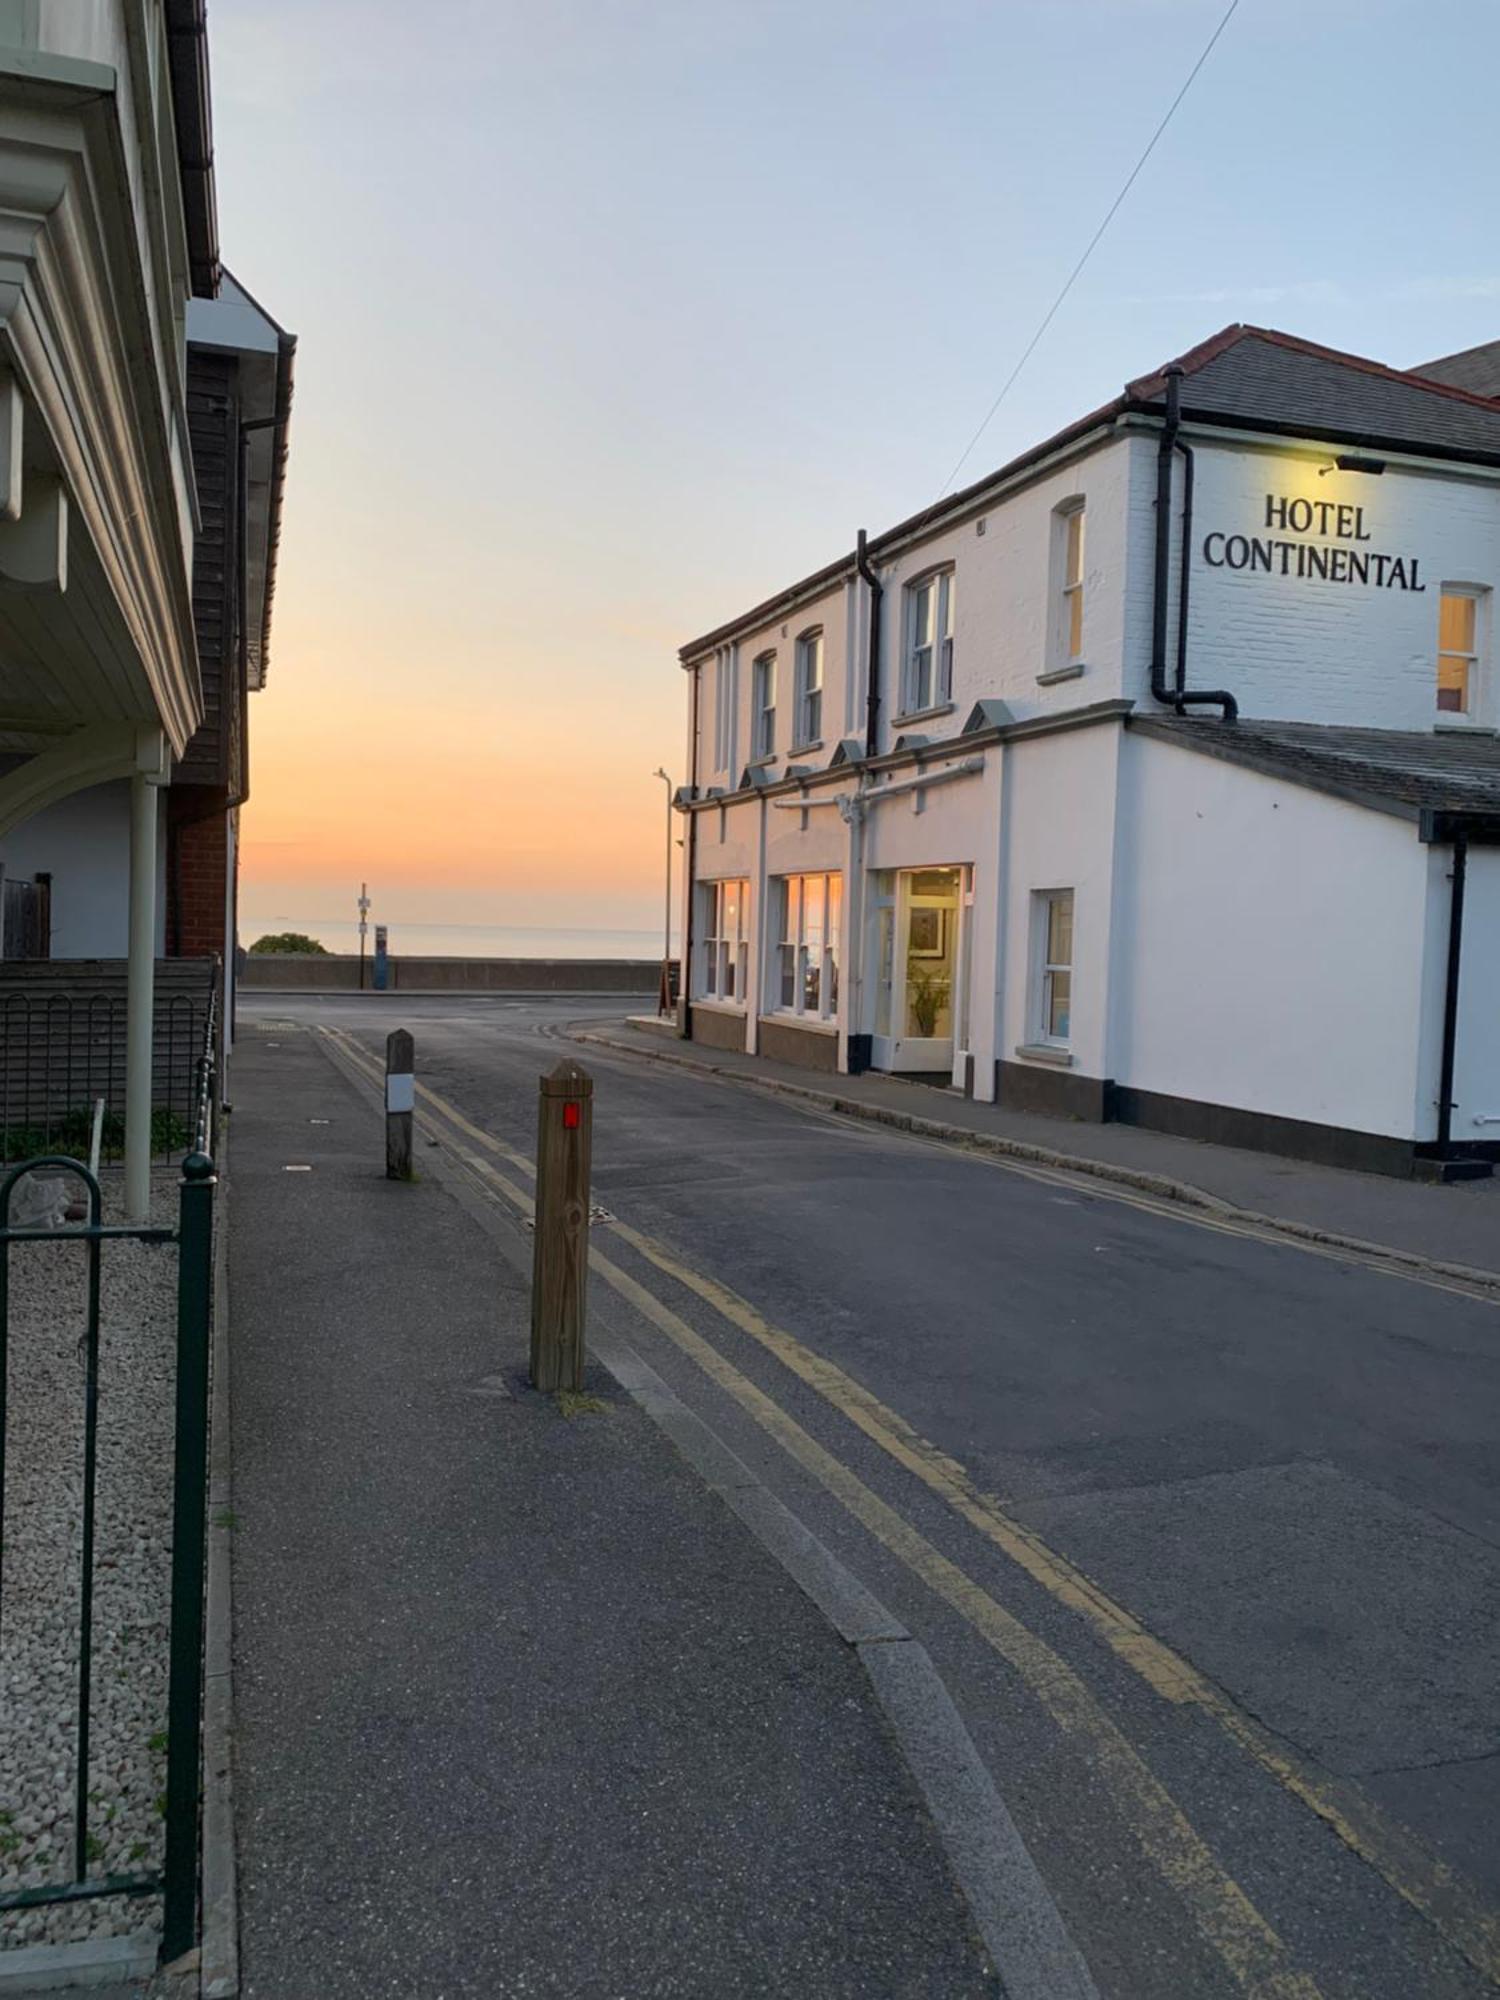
xmin=1450 ymin=847 xmax=1500 ymax=1140
xmin=872 ymin=435 xmax=1145 ymax=743
xmin=997 ymin=723 xmax=1122 ymax=1084
xmin=696 ymin=577 xmax=852 ymax=793
xmin=0 ymin=781 xmax=166 ymax=957
xmin=1174 ymin=438 xmax=1500 ymax=730
xmin=688 ymin=419 xmax=1500 ymax=787
xmin=1111 ymin=731 xmax=1429 ymax=1138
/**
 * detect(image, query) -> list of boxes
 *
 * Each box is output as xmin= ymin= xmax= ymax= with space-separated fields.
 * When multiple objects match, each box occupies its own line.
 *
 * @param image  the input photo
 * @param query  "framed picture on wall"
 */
xmin=908 ymin=907 xmax=947 ymax=958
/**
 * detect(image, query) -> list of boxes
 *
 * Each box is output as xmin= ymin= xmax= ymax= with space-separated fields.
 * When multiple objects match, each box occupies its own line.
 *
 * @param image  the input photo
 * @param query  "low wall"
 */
xmin=242 ymin=954 xmax=665 ymax=994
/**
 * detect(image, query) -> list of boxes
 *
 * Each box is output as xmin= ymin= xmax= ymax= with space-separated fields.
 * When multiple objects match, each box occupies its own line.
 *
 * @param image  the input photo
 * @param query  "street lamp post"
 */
xmin=652 ymin=769 xmax=673 ymax=1017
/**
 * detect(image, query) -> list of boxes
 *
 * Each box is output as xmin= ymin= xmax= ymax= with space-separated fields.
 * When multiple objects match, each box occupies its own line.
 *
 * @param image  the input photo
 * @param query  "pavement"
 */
xmin=598 ymin=1011 xmax=1500 ymax=1278
xmin=226 ymin=1024 xmax=998 ymax=1997
xmin=228 ymin=989 xmax=1500 ymax=2000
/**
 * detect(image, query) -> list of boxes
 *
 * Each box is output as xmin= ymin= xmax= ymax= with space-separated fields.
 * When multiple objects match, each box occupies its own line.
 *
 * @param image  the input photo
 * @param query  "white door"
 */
xmin=870 ymin=868 xmax=962 ymax=1073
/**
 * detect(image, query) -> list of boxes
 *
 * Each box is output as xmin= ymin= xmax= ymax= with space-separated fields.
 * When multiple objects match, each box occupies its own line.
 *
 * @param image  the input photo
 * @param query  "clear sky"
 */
xmin=215 ymin=0 xmax=1500 ymax=949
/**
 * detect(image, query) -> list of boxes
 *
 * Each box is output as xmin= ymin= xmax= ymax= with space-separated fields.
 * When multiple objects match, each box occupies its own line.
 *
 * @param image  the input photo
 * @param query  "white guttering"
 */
xmin=1119 ymin=411 xmax=1500 ymax=490
xmin=770 ymin=756 xmax=985 ymax=811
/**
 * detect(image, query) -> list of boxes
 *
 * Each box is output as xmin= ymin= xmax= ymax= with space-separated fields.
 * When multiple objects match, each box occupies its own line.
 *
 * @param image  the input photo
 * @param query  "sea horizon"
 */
xmin=240 ymin=915 xmax=669 ymax=961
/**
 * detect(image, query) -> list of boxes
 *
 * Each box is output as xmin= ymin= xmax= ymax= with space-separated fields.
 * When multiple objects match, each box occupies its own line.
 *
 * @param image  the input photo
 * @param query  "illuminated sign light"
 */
xmin=1203 ymin=493 xmax=1426 ymax=592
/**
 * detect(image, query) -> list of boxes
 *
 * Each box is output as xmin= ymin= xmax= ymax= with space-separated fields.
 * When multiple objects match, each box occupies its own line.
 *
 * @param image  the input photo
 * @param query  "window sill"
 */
xmin=788 ymin=740 xmax=824 ymax=757
xmin=762 ymin=1012 xmax=838 ymax=1034
xmin=1037 ymin=662 xmax=1086 ymax=686
xmin=746 ymin=753 xmax=778 ymax=770
xmin=1434 ymin=720 xmax=1497 ymax=736
xmin=693 ymin=996 xmax=747 ymax=1015
xmin=1014 ymin=1041 xmax=1074 ymax=1068
xmin=892 ymin=701 xmax=956 ymax=726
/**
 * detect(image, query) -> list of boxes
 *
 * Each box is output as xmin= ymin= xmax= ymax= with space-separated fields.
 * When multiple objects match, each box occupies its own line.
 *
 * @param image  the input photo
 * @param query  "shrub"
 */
xmin=248 ymin=932 xmax=329 ymax=955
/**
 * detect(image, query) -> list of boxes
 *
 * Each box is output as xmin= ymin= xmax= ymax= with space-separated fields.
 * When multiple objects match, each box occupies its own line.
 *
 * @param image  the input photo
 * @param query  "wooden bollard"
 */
xmin=385 ymin=1029 xmax=414 ymax=1180
xmin=530 ymin=1059 xmax=592 ymax=1392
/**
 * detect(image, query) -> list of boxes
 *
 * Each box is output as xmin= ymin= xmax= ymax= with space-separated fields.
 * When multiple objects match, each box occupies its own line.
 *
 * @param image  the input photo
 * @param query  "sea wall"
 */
xmin=241 ymin=955 xmax=665 ymax=993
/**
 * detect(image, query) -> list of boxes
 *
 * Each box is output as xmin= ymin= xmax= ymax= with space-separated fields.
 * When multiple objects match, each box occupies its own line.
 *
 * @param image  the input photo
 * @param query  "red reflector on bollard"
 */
xmin=562 ymin=1101 xmax=581 ymax=1130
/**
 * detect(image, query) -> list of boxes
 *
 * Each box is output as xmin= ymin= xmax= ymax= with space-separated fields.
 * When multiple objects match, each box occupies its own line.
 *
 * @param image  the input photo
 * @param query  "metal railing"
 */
xmin=0 ymin=987 xmax=211 ymax=1169
xmin=0 ymin=1142 xmax=217 ymax=1964
xmin=190 ymin=988 xmax=217 ymax=1163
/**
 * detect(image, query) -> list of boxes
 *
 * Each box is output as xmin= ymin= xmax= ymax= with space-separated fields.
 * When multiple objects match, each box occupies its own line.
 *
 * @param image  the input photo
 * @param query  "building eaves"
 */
xmin=680 ymin=323 xmax=1500 ymax=669
xmin=678 ymin=397 xmax=1125 ymax=664
xmin=164 ymin=0 xmax=219 ymax=298
xmin=256 ymin=329 xmax=296 ymax=689
xmin=1128 ymin=714 xmax=1500 ymax=826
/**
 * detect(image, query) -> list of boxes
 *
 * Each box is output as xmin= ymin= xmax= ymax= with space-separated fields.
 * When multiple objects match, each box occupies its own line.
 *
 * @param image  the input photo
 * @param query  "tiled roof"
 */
xmin=1130 ymin=715 xmax=1500 ymax=823
xmin=1136 ymin=327 xmax=1500 ymax=461
xmin=1414 ymin=340 xmax=1500 ymax=401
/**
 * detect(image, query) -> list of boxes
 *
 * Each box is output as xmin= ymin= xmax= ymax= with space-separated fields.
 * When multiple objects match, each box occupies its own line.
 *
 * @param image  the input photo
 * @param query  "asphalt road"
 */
xmin=242 ymin=991 xmax=1500 ymax=2000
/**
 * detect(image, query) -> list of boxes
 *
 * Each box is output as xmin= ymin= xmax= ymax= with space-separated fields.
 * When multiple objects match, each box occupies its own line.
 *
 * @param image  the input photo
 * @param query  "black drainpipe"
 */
xmin=1152 ymin=365 xmax=1237 ymax=721
xmin=856 ymin=528 xmax=883 ymax=757
xmin=1436 ymin=830 xmax=1468 ymax=1155
xmin=680 ymin=663 xmax=700 ymax=1039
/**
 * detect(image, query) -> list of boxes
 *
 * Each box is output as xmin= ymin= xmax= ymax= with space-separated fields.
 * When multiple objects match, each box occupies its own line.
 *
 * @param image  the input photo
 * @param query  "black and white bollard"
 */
xmin=385 ymin=1029 xmax=414 ymax=1180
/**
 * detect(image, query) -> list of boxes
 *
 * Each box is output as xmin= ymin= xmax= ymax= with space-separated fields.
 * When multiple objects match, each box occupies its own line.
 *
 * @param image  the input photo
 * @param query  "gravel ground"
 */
xmin=1 ymin=1167 xmax=179 ymax=1957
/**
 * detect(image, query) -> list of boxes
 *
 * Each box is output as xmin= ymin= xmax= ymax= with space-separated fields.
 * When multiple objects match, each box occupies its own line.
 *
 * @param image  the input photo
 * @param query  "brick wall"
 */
xmin=171 ymin=805 xmax=228 ymax=958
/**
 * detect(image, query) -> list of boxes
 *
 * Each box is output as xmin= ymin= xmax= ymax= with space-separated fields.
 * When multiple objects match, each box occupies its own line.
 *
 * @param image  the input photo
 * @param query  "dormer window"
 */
xmin=1437 ymin=588 xmax=1485 ymax=716
xmin=794 ymin=629 xmax=823 ymax=747
xmin=902 ymin=569 xmax=953 ymax=716
xmin=752 ymin=650 xmax=777 ymax=759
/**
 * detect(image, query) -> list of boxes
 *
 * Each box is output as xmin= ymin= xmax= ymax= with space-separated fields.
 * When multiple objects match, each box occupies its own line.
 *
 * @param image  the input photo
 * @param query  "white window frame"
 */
xmin=700 ymin=878 xmax=750 ymax=1005
xmin=793 ymin=628 xmax=824 ymax=749
xmin=1031 ymin=888 xmax=1074 ymax=1046
xmin=752 ymin=651 xmax=777 ymax=760
xmin=713 ymin=648 xmax=738 ymax=775
xmin=1051 ymin=500 xmax=1086 ymax=670
xmin=1437 ymin=585 xmax=1487 ymax=719
xmin=775 ymin=872 xmax=842 ymax=1023
xmin=901 ymin=569 xmax=953 ymax=717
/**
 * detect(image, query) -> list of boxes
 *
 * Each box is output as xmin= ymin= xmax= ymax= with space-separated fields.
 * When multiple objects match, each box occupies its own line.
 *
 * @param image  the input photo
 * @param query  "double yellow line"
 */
xmin=320 ymin=1024 xmax=1500 ymax=1995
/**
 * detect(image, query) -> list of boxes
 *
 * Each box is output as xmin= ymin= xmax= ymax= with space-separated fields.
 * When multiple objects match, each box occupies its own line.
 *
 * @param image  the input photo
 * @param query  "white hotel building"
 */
xmin=674 ymin=326 xmax=1500 ymax=1180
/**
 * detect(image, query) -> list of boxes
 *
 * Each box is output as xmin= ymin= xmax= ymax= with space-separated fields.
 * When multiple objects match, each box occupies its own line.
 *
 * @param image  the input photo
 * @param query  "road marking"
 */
xmin=317 ymin=1027 xmax=1320 ymax=1997
xmin=318 ymin=1024 xmax=1500 ymax=1989
xmin=572 ymin=1029 xmax=1500 ymax=1307
xmin=607 ymin=1218 xmax=1500 ymax=1987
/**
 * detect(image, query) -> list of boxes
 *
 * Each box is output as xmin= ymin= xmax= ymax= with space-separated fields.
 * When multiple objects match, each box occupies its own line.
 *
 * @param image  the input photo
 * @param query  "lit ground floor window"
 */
xmin=775 ymin=872 xmax=841 ymax=1020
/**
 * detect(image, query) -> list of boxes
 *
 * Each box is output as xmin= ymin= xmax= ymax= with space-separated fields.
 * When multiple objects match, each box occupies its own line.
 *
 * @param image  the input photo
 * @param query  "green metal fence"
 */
xmin=0 ymin=1002 xmax=218 ymax=1966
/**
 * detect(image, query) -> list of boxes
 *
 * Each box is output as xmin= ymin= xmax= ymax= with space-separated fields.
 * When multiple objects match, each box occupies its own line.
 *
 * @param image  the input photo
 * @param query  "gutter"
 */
xmin=257 ymin=332 xmax=297 ymax=688
xmin=164 ymin=0 xmax=219 ymax=297
xmin=856 ymin=529 xmax=882 ymax=758
xmin=770 ymin=756 xmax=985 ymax=810
xmin=1435 ymin=832 xmax=1468 ymax=1157
xmin=680 ymin=665 xmax=700 ymax=1040
xmin=684 ymin=698 xmax=1133 ymax=811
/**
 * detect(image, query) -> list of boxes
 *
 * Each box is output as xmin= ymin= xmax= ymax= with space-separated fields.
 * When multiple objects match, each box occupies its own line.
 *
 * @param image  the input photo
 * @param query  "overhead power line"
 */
xmin=936 ymin=0 xmax=1241 ymax=501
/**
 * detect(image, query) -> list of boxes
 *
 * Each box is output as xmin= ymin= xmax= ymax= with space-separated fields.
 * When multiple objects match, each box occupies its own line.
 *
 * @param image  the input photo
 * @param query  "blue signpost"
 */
xmin=373 ymin=923 xmax=389 ymax=992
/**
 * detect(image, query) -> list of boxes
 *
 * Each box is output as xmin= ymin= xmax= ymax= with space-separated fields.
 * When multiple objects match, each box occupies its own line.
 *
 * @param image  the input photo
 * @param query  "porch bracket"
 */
xmin=0 ymin=719 xmax=139 ymax=839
